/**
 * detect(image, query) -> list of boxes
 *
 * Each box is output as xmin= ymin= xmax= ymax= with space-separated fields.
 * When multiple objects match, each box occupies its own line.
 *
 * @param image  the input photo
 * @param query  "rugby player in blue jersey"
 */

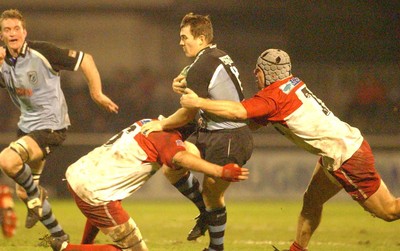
xmin=0 ymin=9 xmax=119 ymax=244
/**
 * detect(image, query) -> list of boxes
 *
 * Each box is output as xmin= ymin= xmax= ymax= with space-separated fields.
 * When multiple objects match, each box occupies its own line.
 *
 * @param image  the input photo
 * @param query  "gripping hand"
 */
xmin=221 ymin=163 xmax=249 ymax=182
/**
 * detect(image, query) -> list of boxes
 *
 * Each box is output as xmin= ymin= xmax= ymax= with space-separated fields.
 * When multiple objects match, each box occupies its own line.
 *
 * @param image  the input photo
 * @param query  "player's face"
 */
xmin=0 ymin=18 xmax=27 ymax=55
xmin=254 ymin=67 xmax=265 ymax=90
xmin=179 ymin=25 xmax=203 ymax=58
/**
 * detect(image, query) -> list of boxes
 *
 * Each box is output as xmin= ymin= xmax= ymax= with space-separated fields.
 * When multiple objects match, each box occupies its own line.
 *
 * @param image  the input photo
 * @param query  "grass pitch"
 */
xmin=1 ymin=199 xmax=399 ymax=251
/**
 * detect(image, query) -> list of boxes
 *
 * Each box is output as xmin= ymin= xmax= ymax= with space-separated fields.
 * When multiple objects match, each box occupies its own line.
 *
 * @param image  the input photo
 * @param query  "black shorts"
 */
xmin=187 ymin=126 xmax=253 ymax=166
xmin=17 ymin=128 xmax=67 ymax=158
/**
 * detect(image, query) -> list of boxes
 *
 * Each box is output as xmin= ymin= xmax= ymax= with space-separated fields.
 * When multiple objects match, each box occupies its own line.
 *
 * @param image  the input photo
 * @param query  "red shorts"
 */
xmin=67 ymin=183 xmax=130 ymax=228
xmin=328 ymin=140 xmax=381 ymax=201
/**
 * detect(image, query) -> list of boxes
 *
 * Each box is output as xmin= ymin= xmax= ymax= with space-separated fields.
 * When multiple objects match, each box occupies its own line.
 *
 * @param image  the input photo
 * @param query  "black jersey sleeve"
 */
xmin=28 ymin=41 xmax=84 ymax=72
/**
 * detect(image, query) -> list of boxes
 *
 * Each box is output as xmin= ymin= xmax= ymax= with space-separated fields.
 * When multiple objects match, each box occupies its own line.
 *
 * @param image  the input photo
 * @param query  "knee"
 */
xmin=364 ymin=195 xmax=400 ymax=222
xmin=163 ymin=166 xmax=189 ymax=184
xmin=0 ymin=139 xmax=32 ymax=175
xmin=375 ymin=211 xmax=400 ymax=222
xmin=382 ymin=215 xmax=397 ymax=222
xmin=202 ymin=188 xmax=224 ymax=204
xmin=108 ymin=218 xmax=148 ymax=251
xmin=0 ymin=150 xmax=20 ymax=175
xmin=202 ymin=192 xmax=225 ymax=209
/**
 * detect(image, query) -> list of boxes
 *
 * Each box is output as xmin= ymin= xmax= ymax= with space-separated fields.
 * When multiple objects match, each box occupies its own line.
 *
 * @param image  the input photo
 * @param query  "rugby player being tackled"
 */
xmin=50 ymin=118 xmax=249 ymax=251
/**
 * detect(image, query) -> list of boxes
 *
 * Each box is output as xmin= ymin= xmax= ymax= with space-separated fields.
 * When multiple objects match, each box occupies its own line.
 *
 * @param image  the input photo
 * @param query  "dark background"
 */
xmin=0 ymin=1 xmax=399 ymax=198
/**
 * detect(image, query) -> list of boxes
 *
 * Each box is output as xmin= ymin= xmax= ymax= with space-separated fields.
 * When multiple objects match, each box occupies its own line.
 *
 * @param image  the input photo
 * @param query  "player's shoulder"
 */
xmin=191 ymin=48 xmax=225 ymax=74
xmin=27 ymin=40 xmax=60 ymax=51
xmin=26 ymin=40 xmax=66 ymax=59
xmin=200 ymin=46 xmax=228 ymax=62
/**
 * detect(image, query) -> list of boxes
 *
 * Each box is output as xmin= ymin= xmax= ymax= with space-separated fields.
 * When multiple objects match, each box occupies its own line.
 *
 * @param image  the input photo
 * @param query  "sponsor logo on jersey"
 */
xmin=175 ymin=139 xmax=185 ymax=147
xmin=68 ymin=50 xmax=77 ymax=58
xmin=219 ymin=55 xmax=233 ymax=65
xmin=27 ymin=71 xmax=38 ymax=85
xmin=280 ymin=77 xmax=301 ymax=94
xmin=15 ymin=88 xmax=33 ymax=97
xmin=139 ymin=119 xmax=152 ymax=125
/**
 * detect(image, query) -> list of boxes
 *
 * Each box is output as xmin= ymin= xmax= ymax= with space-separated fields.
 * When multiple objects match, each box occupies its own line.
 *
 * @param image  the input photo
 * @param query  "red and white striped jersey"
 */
xmin=242 ymin=76 xmax=363 ymax=171
xmin=66 ymin=119 xmax=186 ymax=205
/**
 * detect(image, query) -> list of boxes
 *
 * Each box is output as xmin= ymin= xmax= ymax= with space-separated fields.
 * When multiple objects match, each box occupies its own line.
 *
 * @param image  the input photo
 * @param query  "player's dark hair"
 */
xmin=180 ymin=12 xmax=213 ymax=43
xmin=0 ymin=9 xmax=26 ymax=30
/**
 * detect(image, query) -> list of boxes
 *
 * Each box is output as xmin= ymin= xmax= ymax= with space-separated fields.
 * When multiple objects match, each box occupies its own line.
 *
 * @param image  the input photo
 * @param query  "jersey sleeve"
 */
xmin=29 ymin=41 xmax=84 ymax=72
xmin=241 ymin=93 xmax=278 ymax=118
xmin=147 ymin=131 xmax=187 ymax=168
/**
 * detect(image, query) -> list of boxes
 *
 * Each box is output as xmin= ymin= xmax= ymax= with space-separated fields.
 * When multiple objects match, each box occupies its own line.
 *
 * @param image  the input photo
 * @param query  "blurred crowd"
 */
xmin=62 ymin=66 xmax=181 ymax=133
xmin=0 ymin=67 xmax=180 ymax=134
xmin=0 ymin=66 xmax=399 ymax=135
xmin=344 ymin=72 xmax=400 ymax=134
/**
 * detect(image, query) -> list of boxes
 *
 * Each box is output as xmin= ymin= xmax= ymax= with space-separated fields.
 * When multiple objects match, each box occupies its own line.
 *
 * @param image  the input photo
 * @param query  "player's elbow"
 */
xmin=171 ymin=151 xmax=185 ymax=168
xmin=183 ymin=108 xmax=198 ymax=121
xmin=230 ymin=109 xmax=248 ymax=120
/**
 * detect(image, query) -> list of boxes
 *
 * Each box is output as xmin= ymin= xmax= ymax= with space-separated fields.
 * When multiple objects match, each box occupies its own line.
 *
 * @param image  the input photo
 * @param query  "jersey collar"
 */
xmin=4 ymin=41 xmax=28 ymax=66
xmin=271 ymin=76 xmax=293 ymax=86
xmin=19 ymin=41 xmax=28 ymax=57
xmin=192 ymin=44 xmax=216 ymax=66
xmin=196 ymin=44 xmax=216 ymax=58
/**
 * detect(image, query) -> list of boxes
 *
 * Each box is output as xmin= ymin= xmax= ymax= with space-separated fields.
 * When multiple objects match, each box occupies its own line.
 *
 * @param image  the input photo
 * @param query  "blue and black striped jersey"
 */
xmin=0 ymin=40 xmax=84 ymax=132
xmin=185 ymin=45 xmax=247 ymax=130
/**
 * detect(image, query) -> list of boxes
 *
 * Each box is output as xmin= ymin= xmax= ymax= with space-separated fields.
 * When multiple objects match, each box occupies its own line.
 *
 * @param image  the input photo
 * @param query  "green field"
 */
xmin=1 ymin=199 xmax=399 ymax=251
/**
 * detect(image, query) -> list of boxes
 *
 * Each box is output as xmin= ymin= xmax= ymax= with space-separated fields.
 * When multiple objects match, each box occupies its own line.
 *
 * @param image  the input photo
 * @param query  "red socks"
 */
xmin=68 ymin=220 xmax=120 ymax=250
xmin=64 ymin=244 xmax=121 ymax=251
xmin=81 ymin=220 xmax=100 ymax=244
xmin=290 ymin=241 xmax=308 ymax=251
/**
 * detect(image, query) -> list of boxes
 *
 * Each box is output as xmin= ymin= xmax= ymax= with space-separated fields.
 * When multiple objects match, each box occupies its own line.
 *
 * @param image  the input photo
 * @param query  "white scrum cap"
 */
xmin=256 ymin=49 xmax=291 ymax=86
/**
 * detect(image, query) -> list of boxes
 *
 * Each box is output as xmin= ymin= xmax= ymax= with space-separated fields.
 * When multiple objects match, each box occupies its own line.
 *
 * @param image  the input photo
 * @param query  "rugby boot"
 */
xmin=187 ymin=212 xmax=208 ymax=241
xmin=25 ymin=185 xmax=48 ymax=228
xmin=50 ymin=234 xmax=70 ymax=251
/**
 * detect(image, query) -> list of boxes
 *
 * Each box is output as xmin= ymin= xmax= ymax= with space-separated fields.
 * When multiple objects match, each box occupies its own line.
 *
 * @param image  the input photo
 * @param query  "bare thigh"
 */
xmin=360 ymin=181 xmax=400 ymax=221
xmin=304 ymin=163 xmax=343 ymax=206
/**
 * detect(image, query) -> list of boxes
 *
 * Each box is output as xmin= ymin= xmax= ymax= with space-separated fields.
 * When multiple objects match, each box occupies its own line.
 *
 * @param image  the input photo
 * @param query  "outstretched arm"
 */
xmin=180 ymin=88 xmax=248 ymax=120
xmin=80 ymin=53 xmax=119 ymax=114
xmin=172 ymin=150 xmax=249 ymax=182
xmin=141 ymin=107 xmax=197 ymax=136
